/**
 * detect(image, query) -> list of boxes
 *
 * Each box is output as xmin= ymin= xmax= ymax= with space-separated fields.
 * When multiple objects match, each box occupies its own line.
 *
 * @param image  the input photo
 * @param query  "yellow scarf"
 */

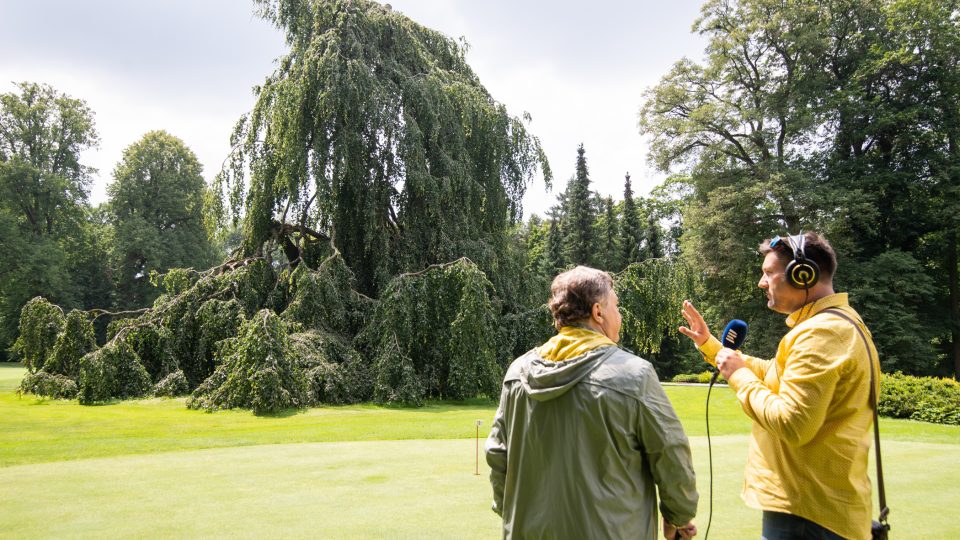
xmin=537 ymin=326 xmax=615 ymax=362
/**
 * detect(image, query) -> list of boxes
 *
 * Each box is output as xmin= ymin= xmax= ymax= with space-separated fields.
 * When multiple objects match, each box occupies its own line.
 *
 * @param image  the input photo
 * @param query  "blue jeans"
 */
xmin=761 ymin=511 xmax=845 ymax=540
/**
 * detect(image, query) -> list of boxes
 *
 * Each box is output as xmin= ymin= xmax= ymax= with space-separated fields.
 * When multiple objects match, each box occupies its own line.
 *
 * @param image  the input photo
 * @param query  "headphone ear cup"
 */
xmin=786 ymin=259 xmax=820 ymax=289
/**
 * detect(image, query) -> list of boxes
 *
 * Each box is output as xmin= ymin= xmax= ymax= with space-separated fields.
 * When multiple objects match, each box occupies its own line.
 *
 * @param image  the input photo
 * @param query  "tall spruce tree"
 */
xmin=563 ymin=144 xmax=595 ymax=265
xmin=544 ymin=205 xmax=565 ymax=276
xmin=620 ymin=173 xmax=644 ymax=266
xmin=598 ymin=196 xmax=621 ymax=270
xmin=644 ymin=212 xmax=663 ymax=259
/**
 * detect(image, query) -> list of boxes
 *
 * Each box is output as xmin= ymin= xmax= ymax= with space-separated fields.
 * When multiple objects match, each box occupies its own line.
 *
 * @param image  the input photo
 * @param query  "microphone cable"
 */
xmin=704 ymin=368 xmax=718 ymax=540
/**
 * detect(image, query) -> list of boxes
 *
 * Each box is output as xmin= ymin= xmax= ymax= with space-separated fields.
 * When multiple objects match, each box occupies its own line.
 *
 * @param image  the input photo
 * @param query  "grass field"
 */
xmin=1 ymin=363 xmax=957 ymax=538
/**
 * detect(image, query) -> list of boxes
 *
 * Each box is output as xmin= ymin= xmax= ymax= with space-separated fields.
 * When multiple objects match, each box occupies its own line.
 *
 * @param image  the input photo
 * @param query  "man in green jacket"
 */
xmin=486 ymin=266 xmax=698 ymax=539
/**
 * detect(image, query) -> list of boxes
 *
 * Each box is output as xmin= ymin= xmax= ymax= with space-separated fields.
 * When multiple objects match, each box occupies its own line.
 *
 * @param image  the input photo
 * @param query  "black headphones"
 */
xmin=771 ymin=232 xmax=820 ymax=289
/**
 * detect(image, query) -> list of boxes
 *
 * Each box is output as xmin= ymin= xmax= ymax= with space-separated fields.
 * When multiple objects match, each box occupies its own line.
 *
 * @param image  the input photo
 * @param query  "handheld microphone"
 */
xmin=703 ymin=318 xmax=748 ymax=540
xmin=711 ymin=319 xmax=748 ymax=384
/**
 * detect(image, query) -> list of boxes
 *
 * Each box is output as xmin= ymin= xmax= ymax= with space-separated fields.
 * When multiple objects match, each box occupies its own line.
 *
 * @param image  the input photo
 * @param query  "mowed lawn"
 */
xmin=1 ymin=364 xmax=958 ymax=539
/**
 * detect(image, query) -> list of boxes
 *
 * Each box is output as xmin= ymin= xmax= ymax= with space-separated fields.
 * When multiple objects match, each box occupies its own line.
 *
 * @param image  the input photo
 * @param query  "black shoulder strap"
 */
xmin=821 ymin=307 xmax=889 ymax=523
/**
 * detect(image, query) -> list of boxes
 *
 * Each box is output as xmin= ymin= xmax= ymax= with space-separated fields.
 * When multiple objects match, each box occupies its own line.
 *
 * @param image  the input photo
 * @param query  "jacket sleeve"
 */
xmin=484 ymin=382 xmax=511 ymax=516
xmin=726 ymin=327 xmax=843 ymax=446
xmin=699 ymin=336 xmax=771 ymax=379
xmin=636 ymin=368 xmax=699 ymax=526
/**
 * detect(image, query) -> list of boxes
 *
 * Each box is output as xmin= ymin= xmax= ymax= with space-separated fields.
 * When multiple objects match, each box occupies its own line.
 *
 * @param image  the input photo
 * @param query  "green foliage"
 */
xmin=109 ymin=131 xmax=216 ymax=309
xmin=671 ymin=371 xmax=725 ymax=384
xmin=19 ymin=371 xmax=78 ymax=399
xmin=621 ymin=174 xmax=644 ymax=267
xmin=153 ymin=370 xmax=189 ymax=398
xmin=280 ymin=253 xmax=370 ymax=336
xmin=44 ymin=310 xmax=96 ymax=378
xmin=616 ymin=259 xmax=699 ymax=354
xmin=222 ymin=0 xmax=549 ymax=297
xmin=77 ymin=340 xmax=152 ymax=404
xmin=11 ymin=297 xmax=64 ymax=371
xmin=879 ymin=372 xmax=960 ymax=426
xmin=188 ymin=310 xmax=309 ymax=414
xmin=112 ymin=322 xmax=177 ymax=382
xmin=360 ymin=259 xmax=500 ymax=404
xmin=639 ymin=0 xmax=960 ymax=375
xmin=844 ymin=251 xmax=938 ymax=373
xmin=497 ymin=304 xmax=554 ymax=366
xmin=563 ymin=144 xmax=596 ymax=266
xmin=292 ymin=331 xmax=371 ymax=405
xmin=0 ymin=82 xmax=100 ymax=356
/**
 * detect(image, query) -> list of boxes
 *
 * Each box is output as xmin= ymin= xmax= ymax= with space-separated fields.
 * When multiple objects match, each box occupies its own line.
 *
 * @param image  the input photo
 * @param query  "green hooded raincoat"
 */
xmin=485 ymin=345 xmax=698 ymax=539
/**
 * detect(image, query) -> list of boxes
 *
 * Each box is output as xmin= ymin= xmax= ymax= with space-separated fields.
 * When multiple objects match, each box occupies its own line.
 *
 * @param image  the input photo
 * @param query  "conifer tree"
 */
xmin=599 ymin=196 xmax=620 ymax=271
xmin=563 ymin=144 xmax=595 ymax=265
xmin=644 ymin=212 xmax=663 ymax=259
xmin=620 ymin=173 xmax=644 ymax=265
xmin=544 ymin=206 xmax=565 ymax=276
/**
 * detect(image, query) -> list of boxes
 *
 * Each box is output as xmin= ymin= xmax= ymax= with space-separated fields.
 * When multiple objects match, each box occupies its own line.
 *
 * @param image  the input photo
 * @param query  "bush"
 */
xmin=358 ymin=259 xmax=500 ymax=404
xmin=879 ymin=372 xmax=960 ymax=426
xmin=78 ymin=340 xmax=153 ymax=404
xmin=44 ymin=310 xmax=96 ymax=378
xmin=291 ymin=331 xmax=371 ymax=405
xmin=11 ymin=297 xmax=64 ymax=372
xmin=188 ymin=310 xmax=309 ymax=414
xmin=671 ymin=371 xmax=724 ymax=384
xmin=154 ymin=370 xmax=190 ymax=397
xmin=19 ymin=371 xmax=78 ymax=399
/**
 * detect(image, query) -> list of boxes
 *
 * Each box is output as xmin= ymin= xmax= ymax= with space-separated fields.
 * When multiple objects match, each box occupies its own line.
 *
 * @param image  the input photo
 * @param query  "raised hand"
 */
xmin=678 ymin=300 xmax=711 ymax=347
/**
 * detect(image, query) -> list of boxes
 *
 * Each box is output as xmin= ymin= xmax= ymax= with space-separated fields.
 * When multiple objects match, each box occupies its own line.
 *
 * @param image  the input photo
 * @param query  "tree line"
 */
xmin=2 ymin=0 xmax=958 ymax=413
xmin=0 ymin=82 xmax=221 ymax=358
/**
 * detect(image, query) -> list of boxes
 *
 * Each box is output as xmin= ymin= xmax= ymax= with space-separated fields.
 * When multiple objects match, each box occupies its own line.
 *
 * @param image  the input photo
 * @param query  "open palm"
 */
xmin=679 ymin=300 xmax=711 ymax=347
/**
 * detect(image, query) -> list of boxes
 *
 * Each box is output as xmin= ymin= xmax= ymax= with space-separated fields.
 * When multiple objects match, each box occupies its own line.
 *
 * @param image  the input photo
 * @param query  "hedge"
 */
xmin=671 ymin=370 xmax=960 ymax=426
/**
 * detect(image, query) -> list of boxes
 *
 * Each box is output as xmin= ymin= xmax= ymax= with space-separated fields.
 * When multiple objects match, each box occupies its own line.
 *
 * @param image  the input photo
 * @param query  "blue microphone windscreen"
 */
xmin=721 ymin=319 xmax=748 ymax=350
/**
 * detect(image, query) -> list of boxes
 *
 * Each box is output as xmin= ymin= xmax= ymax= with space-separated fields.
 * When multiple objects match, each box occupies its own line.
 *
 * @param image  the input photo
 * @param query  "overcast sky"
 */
xmin=0 ymin=0 xmax=707 ymax=219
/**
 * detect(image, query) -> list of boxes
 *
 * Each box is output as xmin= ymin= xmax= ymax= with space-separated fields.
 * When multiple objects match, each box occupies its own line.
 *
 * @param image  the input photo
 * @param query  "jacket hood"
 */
xmin=516 ymin=345 xmax=617 ymax=402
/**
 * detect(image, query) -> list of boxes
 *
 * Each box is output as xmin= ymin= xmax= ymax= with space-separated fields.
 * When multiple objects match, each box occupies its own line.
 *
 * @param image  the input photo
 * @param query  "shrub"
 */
xmin=671 ymin=371 xmax=724 ymax=384
xmin=44 ymin=310 xmax=96 ymax=378
xmin=11 ymin=297 xmax=64 ymax=372
xmin=291 ymin=331 xmax=371 ymax=405
xmin=154 ymin=370 xmax=190 ymax=397
xmin=78 ymin=340 xmax=153 ymax=404
xmin=188 ymin=310 xmax=309 ymax=414
xmin=358 ymin=259 xmax=500 ymax=404
xmin=879 ymin=372 xmax=960 ymax=426
xmin=19 ymin=371 xmax=78 ymax=399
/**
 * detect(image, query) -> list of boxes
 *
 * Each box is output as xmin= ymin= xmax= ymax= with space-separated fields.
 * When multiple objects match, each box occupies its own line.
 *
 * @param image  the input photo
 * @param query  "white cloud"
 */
xmin=0 ymin=0 xmax=707 ymax=216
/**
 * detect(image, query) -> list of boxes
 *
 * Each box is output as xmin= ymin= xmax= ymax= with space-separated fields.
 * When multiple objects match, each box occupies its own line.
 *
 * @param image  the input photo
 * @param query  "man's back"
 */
xmin=486 ymin=345 xmax=697 ymax=540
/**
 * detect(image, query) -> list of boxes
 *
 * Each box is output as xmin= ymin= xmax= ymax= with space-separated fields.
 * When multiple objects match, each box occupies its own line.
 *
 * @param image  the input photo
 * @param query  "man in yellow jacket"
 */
xmin=679 ymin=232 xmax=879 ymax=540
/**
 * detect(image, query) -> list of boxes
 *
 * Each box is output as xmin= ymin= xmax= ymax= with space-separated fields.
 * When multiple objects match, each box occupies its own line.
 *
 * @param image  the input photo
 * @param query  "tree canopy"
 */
xmin=219 ymin=0 xmax=551 ymax=297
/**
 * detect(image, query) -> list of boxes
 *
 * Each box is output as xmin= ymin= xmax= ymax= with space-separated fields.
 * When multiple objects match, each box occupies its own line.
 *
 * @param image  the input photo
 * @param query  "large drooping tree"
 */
xmin=109 ymin=130 xmax=217 ymax=309
xmin=219 ymin=0 xmax=551 ymax=297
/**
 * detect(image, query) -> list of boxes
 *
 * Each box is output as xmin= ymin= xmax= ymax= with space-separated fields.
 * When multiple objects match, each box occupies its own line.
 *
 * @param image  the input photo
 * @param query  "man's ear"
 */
xmin=592 ymin=302 xmax=603 ymax=322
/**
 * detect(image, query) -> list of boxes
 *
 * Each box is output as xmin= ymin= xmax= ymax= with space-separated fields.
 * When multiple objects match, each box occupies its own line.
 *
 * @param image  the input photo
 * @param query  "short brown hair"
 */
xmin=547 ymin=266 xmax=614 ymax=329
xmin=759 ymin=231 xmax=837 ymax=280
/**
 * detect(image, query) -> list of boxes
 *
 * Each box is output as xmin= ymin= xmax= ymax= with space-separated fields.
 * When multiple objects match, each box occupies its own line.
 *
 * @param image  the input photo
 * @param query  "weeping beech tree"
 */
xmin=219 ymin=0 xmax=551 ymax=296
